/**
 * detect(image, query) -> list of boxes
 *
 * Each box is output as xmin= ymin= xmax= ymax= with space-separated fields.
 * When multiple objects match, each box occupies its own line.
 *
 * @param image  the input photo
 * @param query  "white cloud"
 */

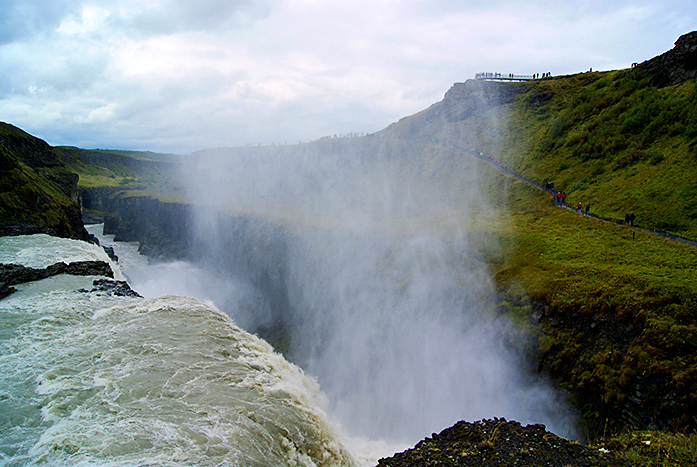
xmin=0 ymin=0 xmax=694 ymax=153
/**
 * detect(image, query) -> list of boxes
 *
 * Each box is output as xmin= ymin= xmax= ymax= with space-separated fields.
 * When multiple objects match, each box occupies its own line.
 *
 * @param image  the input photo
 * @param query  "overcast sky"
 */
xmin=1 ymin=0 xmax=694 ymax=154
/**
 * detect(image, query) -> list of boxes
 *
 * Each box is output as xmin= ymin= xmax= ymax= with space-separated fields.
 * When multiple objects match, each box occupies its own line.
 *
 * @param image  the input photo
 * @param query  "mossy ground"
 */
xmin=595 ymin=430 xmax=697 ymax=467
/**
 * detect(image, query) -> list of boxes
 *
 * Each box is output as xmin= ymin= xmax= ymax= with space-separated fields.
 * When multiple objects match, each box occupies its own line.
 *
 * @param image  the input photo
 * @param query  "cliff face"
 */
xmin=381 ymin=79 xmax=525 ymax=141
xmin=82 ymin=187 xmax=192 ymax=260
xmin=0 ymin=122 xmax=88 ymax=240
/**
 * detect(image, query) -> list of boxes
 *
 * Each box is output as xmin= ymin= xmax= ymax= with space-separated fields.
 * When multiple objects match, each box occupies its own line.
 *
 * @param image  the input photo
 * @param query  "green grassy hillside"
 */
xmin=0 ymin=123 xmax=87 ymax=239
xmin=386 ymin=69 xmax=697 ymax=240
xmin=377 ymin=34 xmax=697 ymax=446
xmin=497 ymin=69 xmax=697 ymax=239
xmin=490 ymin=173 xmax=697 ymax=436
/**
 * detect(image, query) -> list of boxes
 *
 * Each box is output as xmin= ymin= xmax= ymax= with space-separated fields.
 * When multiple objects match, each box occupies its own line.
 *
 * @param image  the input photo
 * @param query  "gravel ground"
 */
xmin=376 ymin=418 xmax=631 ymax=467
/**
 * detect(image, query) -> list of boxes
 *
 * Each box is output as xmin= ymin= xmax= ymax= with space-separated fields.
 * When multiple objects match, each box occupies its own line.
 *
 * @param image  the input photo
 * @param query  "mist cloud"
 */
xmin=180 ymin=134 xmax=579 ymax=444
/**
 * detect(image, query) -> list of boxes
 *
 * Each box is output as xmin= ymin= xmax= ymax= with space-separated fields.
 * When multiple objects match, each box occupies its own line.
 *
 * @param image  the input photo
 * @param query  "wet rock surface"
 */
xmin=84 ymin=193 xmax=192 ymax=260
xmin=102 ymin=246 xmax=118 ymax=262
xmin=376 ymin=418 xmax=631 ymax=467
xmin=79 ymin=278 xmax=142 ymax=297
xmin=0 ymin=223 xmax=61 ymax=237
xmin=0 ymin=260 xmax=115 ymax=298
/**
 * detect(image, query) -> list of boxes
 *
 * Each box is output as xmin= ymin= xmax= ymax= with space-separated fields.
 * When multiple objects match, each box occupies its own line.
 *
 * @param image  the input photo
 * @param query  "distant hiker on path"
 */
xmin=585 ymin=203 xmax=590 ymax=215
xmin=625 ymin=212 xmax=636 ymax=227
xmin=576 ymin=202 xmax=582 ymax=212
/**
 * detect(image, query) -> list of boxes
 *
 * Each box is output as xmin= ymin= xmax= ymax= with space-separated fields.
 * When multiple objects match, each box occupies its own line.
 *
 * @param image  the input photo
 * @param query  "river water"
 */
xmin=0 ymin=232 xmax=393 ymax=466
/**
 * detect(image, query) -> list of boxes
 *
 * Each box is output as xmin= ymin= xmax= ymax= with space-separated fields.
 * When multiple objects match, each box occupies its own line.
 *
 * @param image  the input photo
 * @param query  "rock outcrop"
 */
xmin=0 ymin=260 xmax=115 ymax=298
xmin=636 ymin=31 xmax=697 ymax=87
xmin=377 ymin=418 xmax=630 ymax=467
xmin=83 ymin=188 xmax=192 ymax=260
xmin=78 ymin=278 xmax=142 ymax=298
xmin=381 ymin=79 xmax=525 ymax=140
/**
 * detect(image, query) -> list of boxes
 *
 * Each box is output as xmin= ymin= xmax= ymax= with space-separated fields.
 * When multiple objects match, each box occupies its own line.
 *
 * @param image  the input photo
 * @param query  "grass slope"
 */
xmin=55 ymin=146 xmax=186 ymax=203
xmin=377 ymin=55 xmax=697 ymax=453
xmin=488 ymin=173 xmax=697 ymax=434
xmin=494 ymin=70 xmax=697 ymax=239
xmin=0 ymin=123 xmax=86 ymax=239
xmin=421 ymin=70 xmax=697 ymax=449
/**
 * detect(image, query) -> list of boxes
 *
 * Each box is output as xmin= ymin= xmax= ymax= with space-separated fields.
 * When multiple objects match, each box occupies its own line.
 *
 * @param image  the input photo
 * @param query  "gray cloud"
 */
xmin=105 ymin=0 xmax=275 ymax=37
xmin=0 ymin=0 xmax=81 ymax=44
xmin=0 ymin=1 xmax=694 ymax=153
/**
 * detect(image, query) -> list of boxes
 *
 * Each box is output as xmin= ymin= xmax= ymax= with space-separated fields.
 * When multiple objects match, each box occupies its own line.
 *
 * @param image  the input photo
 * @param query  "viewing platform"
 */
xmin=475 ymin=72 xmax=550 ymax=81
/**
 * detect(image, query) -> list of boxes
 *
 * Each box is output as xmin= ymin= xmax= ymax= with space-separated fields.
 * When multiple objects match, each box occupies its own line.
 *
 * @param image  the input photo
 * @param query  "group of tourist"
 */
xmin=545 ymin=180 xmax=641 ymax=229
xmin=545 ymin=181 xmax=591 ymax=216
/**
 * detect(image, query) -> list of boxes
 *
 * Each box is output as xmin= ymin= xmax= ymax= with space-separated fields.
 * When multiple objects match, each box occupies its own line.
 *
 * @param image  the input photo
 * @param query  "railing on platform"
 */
xmin=475 ymin=72 xmax=535 ymax=81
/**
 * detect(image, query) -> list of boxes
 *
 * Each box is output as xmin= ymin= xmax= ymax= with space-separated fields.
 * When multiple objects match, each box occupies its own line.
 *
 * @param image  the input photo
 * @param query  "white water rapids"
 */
xmin=0 ymin=233 xmax=387 ymax=467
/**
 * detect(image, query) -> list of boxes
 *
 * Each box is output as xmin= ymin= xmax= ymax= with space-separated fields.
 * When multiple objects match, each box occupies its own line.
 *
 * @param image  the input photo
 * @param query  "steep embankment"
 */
xmin=380 ymin=31 xmax=697 ymax=440
xmin=489 ymin=32 xmax=697 ymax=439
xmin=494 ymin=31 xmax=697 ymax=239
xmin=0 ymin=123 xmax=88 ymax=240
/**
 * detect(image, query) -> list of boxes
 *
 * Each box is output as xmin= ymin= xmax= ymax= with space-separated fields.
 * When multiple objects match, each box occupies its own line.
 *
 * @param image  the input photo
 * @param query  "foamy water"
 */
xmin=0 ymin=233 xmax=393 ymax=466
